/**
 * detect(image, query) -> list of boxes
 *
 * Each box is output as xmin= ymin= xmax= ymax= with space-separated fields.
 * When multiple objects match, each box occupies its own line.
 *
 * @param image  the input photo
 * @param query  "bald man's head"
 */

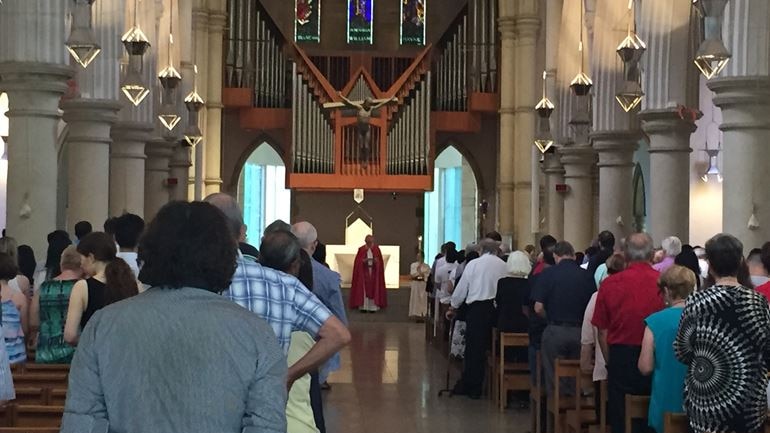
xmin=292 ymin=221 xmax=318 ymax=254
xmin=203 ymin=193 xmax=245 ymax=241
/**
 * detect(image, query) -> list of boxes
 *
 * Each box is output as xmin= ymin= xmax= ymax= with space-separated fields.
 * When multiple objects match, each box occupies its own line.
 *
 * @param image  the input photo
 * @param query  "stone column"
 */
xmin=591 ymin=131 xmax=640 ymax=241
xmin=560 ymin=145 xmax=596 ymax=249
xmin=639 ymin=109 xmax=696 ymax=244
xmin=169 ymin=143 xmax=192 ymax=202
xmin=497 ymin=4 xmax=516 ymax=244
xmin=110 ymin=122 xmax=152 ymax=216
xmin=514 ymin=6 xmax=540 ymax=247
xmin=63 ymin=100 xmax=121 ymax=232
xmin=144 ymin=138 xmax=173 ymax=220
xmin=542 ymin=151 xmax=565 ymax=240
xmin=191 ymin=4 xmax=209 ymax=200
xmin=204 ymin=3 xmax=226 ymax=195
xmin=709 ymin=77 xmax=770 ymax=248
xmin=0 ymin=64 xmax=73 ymax=256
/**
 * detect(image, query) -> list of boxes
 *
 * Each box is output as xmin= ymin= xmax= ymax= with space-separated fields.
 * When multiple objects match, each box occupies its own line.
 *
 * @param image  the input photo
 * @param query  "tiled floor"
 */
xmin=323 ymin=321 xmax=529 ymax=433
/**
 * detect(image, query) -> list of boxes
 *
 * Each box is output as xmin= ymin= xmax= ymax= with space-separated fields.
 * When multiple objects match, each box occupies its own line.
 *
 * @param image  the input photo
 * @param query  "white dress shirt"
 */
xmin=435 ymin=262 xmax=458 ymax=304
xmin=450 ymin=253 xmax=507 ymax=308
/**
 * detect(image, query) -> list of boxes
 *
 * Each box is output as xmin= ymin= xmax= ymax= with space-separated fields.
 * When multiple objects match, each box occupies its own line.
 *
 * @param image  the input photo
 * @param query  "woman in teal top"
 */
xmin=638 ymin=265 xmax=696 ymax=433
xmin=29 ymin=246 xmax=82 ymax=364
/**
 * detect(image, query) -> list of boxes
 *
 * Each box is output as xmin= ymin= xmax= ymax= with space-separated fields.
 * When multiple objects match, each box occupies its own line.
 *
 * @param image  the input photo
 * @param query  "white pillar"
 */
xmin=169 ymin=143 xmax=192 ymax=202
xmin=542 ymin=151 xmax=565 ymax=240
xmin=639 ymin=109 xmax=696 ymax=244
xmin=192 ymin=3 xmax=209 ymax=200
xmin=709 ymin=77 xmax=770 ymax=248
xmin=497 ymin=7 xmax=516 ymax=244
xmin=0 ymin=64 xmax=73 ymax=256
xmin=110 ymin=122 xmax=152 ymax=216
xmin=144 ymin=139 xmax=173 ymax=220
xmin=591 ymin=131 xmax=639 ymax=241
xmin=560 ymin=145 xmax=596 ymax=249
xmin=63 ymin=100 xmax=121 ymax=231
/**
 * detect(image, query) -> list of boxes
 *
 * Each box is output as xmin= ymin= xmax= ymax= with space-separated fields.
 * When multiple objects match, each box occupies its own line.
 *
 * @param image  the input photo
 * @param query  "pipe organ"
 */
xmin=221 ymin=2 xmax=500 ymax=191
xmin=292 ymin=63 xmax=335 ymax=174
xmin=226 ymin=0 xmax=288 ymax=108
xmin=387 ymin=74 xmax=431 ymax=175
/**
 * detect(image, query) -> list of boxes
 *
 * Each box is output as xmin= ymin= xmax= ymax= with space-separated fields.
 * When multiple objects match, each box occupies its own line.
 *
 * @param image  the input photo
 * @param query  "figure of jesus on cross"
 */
xmin=324 ymin=92 xmax=398 ymax=167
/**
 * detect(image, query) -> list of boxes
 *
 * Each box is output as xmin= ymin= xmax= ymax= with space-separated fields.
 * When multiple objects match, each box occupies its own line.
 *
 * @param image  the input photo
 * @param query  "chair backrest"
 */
xmin=553 ymin=359 xmax=580 ymax=397
xmin=662 ymin=412 xmax=687 ymax=433
xmin=49 ymin=388 xmax=67 ymax=407
xmin=625 ymin=395 xmax=651 ymax=433
xmin=12 ymin=373 xmax=68 ymax=389
xmin=12 ymin=387 xmax=48 ymax=406
xmin=12 ymin=405 xmax=64 ymax=428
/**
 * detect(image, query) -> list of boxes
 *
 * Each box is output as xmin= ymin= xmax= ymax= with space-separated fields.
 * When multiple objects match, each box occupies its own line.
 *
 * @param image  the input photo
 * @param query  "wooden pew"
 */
xmin=12 ymin=388 xmax=48 ymax=406
xmin=566 ymin=379 xmax=606 ymax=433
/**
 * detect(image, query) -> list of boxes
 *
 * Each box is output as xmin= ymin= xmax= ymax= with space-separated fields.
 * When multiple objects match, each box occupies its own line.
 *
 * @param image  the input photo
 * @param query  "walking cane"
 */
xmin=437 ymin=315 xmax=456 ymax=397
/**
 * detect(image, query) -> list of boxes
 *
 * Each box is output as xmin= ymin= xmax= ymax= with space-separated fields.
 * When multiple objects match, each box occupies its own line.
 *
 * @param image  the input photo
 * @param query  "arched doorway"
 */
xmin=423 ymin=145 xmax=479 ymax=261
xmin=236 ymin=142 xmax=291 ymax=244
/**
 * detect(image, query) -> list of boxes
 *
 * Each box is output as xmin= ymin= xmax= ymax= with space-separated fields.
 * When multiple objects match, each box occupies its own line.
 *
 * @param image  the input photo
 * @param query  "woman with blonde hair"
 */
xmin=29 ymin=246 xmax=83 ymax=363
xmin=639 ymin=265 xmax=695 ymax=433
xmin=495 ymin=251 xmax=532 ymax=334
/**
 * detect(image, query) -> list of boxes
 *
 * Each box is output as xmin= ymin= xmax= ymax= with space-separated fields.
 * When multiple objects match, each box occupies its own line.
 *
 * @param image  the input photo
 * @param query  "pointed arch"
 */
xmin=229 ymin=132 xmax=286 ymax=193
xmin=632 ymin=163 xmax=646 ymax=233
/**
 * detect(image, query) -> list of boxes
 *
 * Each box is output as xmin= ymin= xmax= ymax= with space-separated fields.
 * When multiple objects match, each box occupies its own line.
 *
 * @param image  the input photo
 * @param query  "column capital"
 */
xmin=590 ymin=130 xmax=641 ymax=168
xmin=62 ymin=99 xmax=122 ymax=124
xmin=112 ymin=121 xmax=154 ymax=142
xmin=542 ymin=151 xmax=565 ymax=174
xmin=639 ymin=108 xmax=698 ymax=153
xmin=146 ymin=138 xmax=175 ymax=159
xmin=708 ymin=76 xmax=770 ymax=131
xmin=514 ymin=15 xmax=540 ymax=39
xmin=498 ymin=16 xmax=516 ymax=40
xmin=208 ymin=12 xmax=227 ymax=32
xmin=559 ymin=145 xmax=597 ymax=178
xmin=0 ymin=62 xmax=73 ymax=94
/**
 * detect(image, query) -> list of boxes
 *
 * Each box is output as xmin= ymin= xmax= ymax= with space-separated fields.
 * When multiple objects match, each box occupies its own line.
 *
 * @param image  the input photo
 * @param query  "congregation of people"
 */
xmin=427 ymin=229 xmax=770 ymax=433
xmin=0 ymin=195 xmax=353 ymax=433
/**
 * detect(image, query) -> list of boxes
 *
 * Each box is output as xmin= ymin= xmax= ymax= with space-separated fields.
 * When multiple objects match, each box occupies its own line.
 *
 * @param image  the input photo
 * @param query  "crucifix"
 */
xmin=324 ymin=92 xmax=398 ymax=167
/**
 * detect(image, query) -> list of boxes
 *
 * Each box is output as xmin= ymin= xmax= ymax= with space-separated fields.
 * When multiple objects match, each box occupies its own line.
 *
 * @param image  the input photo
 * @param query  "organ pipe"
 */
xmin=292 ymin=62 xmax=335 ymax=175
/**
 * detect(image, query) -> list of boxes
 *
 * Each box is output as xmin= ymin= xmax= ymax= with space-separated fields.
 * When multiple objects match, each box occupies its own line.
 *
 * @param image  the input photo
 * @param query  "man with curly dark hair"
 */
xmin=60 ymin=201 xmax=287 ymax=433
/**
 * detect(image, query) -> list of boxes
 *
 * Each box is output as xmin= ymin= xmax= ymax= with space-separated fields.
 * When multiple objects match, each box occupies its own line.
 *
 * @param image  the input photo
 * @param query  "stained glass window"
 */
xmin=347 ymin=0 xmax=374 ymax=44
xmin=400 ymin=0 xmax=425 ymax=45
xmin=295 ymin=0 xmax=321 ymax=43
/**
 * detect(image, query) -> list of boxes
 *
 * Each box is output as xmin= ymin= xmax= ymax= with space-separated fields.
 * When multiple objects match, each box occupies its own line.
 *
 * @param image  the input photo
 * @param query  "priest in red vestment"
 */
xmin=349 ymin=235 xmax=387 ymax=312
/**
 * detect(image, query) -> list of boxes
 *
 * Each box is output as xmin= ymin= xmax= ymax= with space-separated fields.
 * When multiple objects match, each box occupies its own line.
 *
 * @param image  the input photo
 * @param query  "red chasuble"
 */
xmin=349 ymin=244 xmax=388 ymax=309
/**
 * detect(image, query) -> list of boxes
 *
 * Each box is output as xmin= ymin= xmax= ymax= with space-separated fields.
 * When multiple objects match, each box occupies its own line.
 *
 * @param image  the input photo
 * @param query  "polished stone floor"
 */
xmin=323 ymin=321 xmax=528 ymax=433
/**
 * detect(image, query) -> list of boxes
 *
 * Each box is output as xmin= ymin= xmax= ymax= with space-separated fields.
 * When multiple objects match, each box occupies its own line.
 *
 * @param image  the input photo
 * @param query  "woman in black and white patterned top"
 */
xmin=675 ymin=233 xmax=770 ymax=433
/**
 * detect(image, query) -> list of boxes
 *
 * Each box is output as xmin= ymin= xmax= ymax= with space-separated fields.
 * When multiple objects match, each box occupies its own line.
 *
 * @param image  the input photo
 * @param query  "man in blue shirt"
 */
xmin=292 ymin=221 xmax=349 ymax=384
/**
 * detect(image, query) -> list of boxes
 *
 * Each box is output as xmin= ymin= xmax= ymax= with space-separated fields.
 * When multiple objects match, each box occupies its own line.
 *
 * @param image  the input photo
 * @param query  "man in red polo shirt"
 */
xmin=592 ymin=233 xmax=664 ymax=433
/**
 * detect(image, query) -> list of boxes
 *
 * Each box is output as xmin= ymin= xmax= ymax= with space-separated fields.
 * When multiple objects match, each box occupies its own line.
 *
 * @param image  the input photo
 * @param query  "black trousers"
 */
xmin=607 ymin=345 xmax=652 ymax=433
xmin=309 ymin=370 xmax=325 ymax=433
xmin=454 ymin=299 xmax=495 ymax=397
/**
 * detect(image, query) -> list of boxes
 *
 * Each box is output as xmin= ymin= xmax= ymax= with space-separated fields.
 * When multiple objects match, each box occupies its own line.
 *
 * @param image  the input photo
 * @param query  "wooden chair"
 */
xmin=624 ymin=395 xmax=650 ymax=433
xmin=530 ymin=351 xmax=543 ymax=433
xmin=497 ymin=332 xmax=529 ymax=410
xmin=547 ymin=359 xmax=585 ymax=433
xmin=12 ymin=405 xmax=64 ymax=428
xmin=487 ymin=328 xmax=499 ymax=400
xmin=565 ymin=379 xmax=606 ymax=433
xmin=662 ymin=412 xmax=687 ymax=433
